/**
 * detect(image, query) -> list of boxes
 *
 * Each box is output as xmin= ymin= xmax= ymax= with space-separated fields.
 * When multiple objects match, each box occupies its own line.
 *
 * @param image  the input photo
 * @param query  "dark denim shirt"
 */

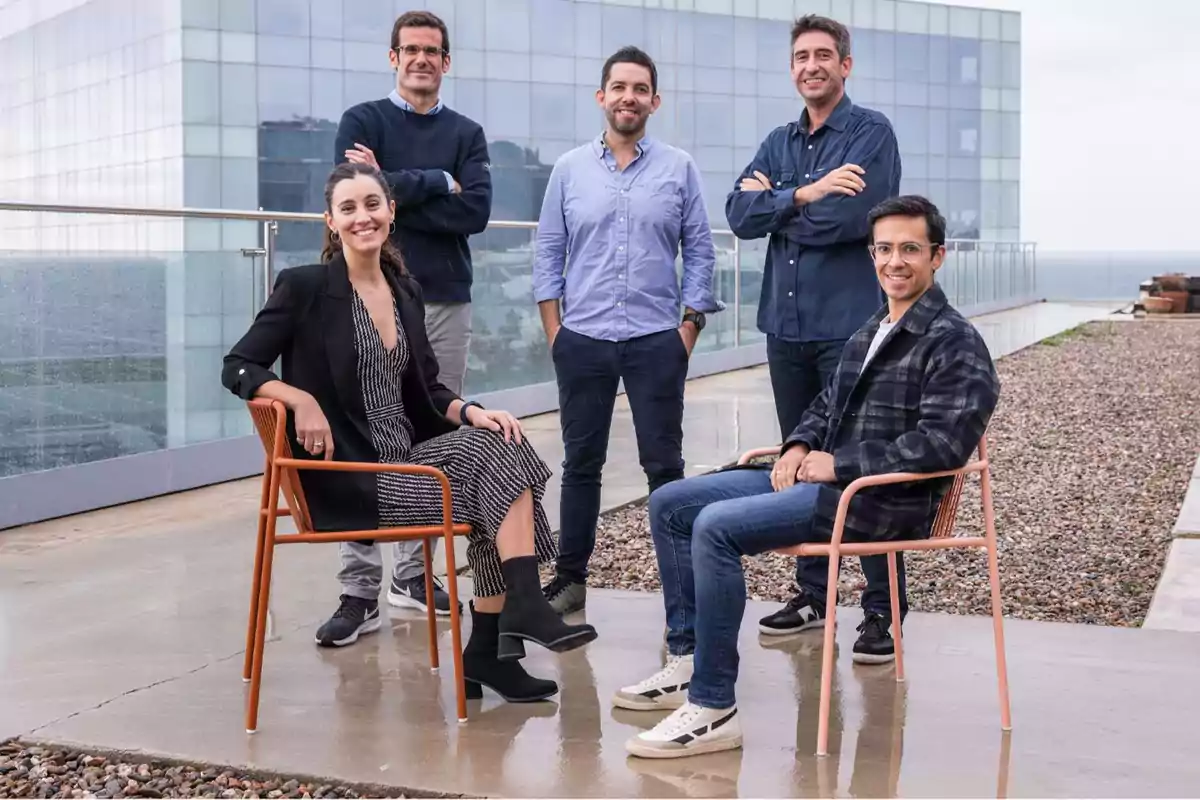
xmin=725 ymin=95 xmax=902 ymax=343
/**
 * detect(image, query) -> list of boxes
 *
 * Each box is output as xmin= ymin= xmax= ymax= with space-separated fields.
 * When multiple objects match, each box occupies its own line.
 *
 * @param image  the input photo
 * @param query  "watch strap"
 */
xmin=459 ymin=401 xmax=484 ymax=426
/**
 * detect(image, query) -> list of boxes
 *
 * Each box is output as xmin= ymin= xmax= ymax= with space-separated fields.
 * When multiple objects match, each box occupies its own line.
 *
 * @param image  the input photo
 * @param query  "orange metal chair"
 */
xmin=737 ymin=435 xmax=1011 ymax=756
xmin=242 ymin=398 xmax=472 ymax=733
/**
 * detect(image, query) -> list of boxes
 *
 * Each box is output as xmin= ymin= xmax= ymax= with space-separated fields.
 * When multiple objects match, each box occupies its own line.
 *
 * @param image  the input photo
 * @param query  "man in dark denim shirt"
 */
xmin=725 ymin=15 xmax=905 ymax=661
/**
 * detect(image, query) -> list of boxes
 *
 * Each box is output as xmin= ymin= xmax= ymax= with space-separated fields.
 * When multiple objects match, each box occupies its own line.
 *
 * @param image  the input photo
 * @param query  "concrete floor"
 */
xmin=10 ymin=299 xmax=1191 ymax=798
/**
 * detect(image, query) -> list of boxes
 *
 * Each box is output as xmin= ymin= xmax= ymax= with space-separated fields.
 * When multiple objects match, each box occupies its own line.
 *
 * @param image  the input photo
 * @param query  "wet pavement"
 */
xmin=8 ymin=299 xmax=1189 ymax=798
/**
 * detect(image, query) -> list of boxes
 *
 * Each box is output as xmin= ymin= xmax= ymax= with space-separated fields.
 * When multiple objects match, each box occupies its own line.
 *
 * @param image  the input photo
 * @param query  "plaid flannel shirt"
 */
xmin=783 ymin=283 xmax=1000 ymax=542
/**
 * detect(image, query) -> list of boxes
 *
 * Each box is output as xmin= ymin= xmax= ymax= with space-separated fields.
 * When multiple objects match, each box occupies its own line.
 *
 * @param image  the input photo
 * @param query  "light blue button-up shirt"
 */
xmin=533 ymin=134 xmax=721 ymax=343
xmin=387 ymin=89 xmax=455 ymax=194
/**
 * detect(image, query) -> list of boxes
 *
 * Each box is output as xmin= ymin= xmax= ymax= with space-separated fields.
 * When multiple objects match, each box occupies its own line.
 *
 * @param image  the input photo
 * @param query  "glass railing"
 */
xmin=0 ymin=199 xmax=1038 ymax=527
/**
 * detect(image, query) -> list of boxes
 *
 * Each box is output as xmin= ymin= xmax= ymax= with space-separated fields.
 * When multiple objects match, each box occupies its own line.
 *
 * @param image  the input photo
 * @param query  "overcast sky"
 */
xmin=930 ymin=0 xmax=1199 ymax=252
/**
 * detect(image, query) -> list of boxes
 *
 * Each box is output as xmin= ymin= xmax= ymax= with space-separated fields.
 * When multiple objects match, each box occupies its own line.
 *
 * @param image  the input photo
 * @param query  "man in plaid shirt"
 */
xmin=616 ymin=195 xmax=1000 ymax=760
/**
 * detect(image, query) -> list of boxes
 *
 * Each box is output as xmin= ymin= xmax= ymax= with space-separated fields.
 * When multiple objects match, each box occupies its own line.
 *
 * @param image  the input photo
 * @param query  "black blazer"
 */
xmin=222 ymin=254 xmax=460 ymax=532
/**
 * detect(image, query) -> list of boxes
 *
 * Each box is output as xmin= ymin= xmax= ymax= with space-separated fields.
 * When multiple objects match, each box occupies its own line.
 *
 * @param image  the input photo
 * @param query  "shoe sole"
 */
xmin=611 ymin=691 xmax=687 ymax=712
xmin=851 ymin=650 xmax=896 ymax=664
xmin=314 ymin=613 xmax=382 ymax=648
xmin=626 ymin=733 xmax=743 ymax=759
xmin=387 ymin=588 xmax=453 ymax=617
xmin=465 ymin=678 xmax=558 ymax=703
xmin=499 ymin=626 xmax=597 ymax=657
xmin=758 ymin=618 xmax=826 ymax=636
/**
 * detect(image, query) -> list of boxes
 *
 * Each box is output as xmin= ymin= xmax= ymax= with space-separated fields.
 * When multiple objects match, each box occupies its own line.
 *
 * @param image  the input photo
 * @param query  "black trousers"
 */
xmin=766 ymin=334 xmax=908 ymax=619
xmin=552 ymin=327 xmax=689 ymax=584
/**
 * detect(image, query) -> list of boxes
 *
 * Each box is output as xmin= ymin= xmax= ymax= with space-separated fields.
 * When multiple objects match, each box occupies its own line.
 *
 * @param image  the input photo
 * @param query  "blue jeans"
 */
xmin=650 ymin=466 xmax=827 ymax=709
xmin=767 ymin=334 xmax=907 ymax=617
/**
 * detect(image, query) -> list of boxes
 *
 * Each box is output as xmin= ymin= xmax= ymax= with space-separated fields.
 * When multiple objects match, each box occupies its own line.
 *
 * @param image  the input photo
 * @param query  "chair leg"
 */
xmin=246 ymin=466 xmax=282 ymax=734
xmin=243 ymin=470 xmax=271 ymax=682
xmin=987 ymin=538 xmax=1012 ymax=731
xmin=982 ymin=464 xmax=1012 ymax=732
xmin=816 ymin=552 xmax=840 ymax=757
xmin=423 ymin=537 xmax=440 ymax=672
xmin=442 ymin=529 xmax=467 ymax=724
xmin=887 ymin=551 xmax=906 ymax=683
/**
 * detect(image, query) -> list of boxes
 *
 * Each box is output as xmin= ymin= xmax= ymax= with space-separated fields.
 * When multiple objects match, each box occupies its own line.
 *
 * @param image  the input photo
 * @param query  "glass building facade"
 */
xmin=0 ymin=0 xmax=1023 ymax=526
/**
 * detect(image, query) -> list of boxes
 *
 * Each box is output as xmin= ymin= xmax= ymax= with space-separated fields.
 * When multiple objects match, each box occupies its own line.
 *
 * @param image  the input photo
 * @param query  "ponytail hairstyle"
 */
xmin=320 ymin=161 xmax=407 ymax=276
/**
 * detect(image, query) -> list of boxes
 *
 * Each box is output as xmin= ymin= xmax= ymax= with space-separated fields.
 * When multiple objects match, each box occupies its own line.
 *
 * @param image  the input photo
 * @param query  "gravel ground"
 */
xmin=582 ymin=319 xmax=1200 ymax=627
xmin=0 ymin=740 xmax=454 ymax=800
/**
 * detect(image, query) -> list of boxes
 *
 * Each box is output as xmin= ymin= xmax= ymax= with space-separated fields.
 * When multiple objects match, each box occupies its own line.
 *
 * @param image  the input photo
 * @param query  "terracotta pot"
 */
xmin=1143 ymin=296 xmax=1174 ymax=313
xmin=1159 ymin=290 xmax=1189 ymax=312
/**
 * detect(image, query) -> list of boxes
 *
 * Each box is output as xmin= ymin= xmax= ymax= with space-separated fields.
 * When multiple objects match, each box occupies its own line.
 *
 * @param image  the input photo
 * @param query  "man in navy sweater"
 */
xmin=324 ymin=9 xmax=491 ymax=646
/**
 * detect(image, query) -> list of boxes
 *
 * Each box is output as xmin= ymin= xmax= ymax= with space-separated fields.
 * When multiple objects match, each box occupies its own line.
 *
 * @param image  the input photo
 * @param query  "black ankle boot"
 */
xmin=497 ymin=556 xmax=597 ymax=661
xmin=463 ymin=603 xmax=558 ymax=702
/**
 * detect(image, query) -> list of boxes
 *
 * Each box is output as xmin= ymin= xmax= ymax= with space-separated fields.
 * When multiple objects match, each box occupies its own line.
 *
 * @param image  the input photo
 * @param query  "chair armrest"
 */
xmin=737 ymin=446 xmax=782 ymax=465
xmin=829 ymin=459 xmax=987 ymax=546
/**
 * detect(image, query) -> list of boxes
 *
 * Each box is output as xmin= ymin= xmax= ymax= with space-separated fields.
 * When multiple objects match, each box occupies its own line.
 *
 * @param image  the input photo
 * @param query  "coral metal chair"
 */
xmin=737 ymin=435 xmax=1012 ymax=756
xmin=242 ymin=398 xmax=472 ymax=733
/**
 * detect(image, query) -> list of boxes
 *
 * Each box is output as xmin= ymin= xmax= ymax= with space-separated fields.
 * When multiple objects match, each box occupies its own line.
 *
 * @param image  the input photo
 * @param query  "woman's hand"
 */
xmin=466 ymin=406 xmax=524 ymax=444
xmin=293 ymin=393 xmax=334 ymax=459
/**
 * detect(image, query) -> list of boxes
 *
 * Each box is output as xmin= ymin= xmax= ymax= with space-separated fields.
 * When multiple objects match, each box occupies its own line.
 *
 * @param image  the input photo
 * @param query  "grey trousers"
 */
xmin=338 ymin=301 xmax=473 ymax=599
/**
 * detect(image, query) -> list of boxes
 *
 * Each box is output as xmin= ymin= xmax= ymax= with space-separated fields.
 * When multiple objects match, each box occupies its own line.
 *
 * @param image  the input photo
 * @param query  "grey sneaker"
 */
xmin=542 ymin=575 xmax=586 ymax=615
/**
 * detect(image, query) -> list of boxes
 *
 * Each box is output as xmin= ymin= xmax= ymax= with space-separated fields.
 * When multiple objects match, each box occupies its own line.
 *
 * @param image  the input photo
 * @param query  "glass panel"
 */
xmin=895 ymin=1 xmax=928 ymax=34
xmin=895 ymin=105 xmax=929 ymax=155
xmin=1001 ymin=12 xmax=1021 ymax=42
xmin=894 ymin=33 xmax=929 ymax=83
xmin=257 ymin=66 xmax=312 ymax=123
xmin=486 ymin=0 xmax=532 ymax=53
xmin=1001 ymin=111 xmax=1020 ymax=159
xmin=531 ymin=82 xmax=576 ymax=140
xmin=928 ymin=34 xmax=948 ymax=84
xmin=695 ymin=96 xmax=734 ymax=147
xmin=737 ymin=238 xmax=767 ymax=345
xmin=1000 ymin=180 xmax=1019 ymax=229
xmin=257 ymin=0 xmax=310 ymax=37
xmin=531 ymin=0 xmax=575 ymax=57
xmin=694 ymin=10 xmax=733 ymax=69
xmin=1001 ymin=42 xmax=1021 ymax=89
xmin=0 ymin=208 xmax=257 ymax=479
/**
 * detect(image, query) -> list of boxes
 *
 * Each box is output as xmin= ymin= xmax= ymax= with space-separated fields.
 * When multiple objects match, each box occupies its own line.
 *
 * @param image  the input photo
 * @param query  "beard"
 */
xmin=607 ymin=106 xmax=647 ymax=136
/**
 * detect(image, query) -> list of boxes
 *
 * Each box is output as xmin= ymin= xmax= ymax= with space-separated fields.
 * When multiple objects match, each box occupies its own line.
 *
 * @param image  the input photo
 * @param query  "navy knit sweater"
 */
xmin=334 ymin=99 xmax=492 ymax=303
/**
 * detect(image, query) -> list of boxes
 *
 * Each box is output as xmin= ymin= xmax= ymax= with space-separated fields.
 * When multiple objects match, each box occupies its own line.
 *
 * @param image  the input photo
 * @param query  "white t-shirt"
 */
xmin=862 ymin=319 xmax=897 ymax=372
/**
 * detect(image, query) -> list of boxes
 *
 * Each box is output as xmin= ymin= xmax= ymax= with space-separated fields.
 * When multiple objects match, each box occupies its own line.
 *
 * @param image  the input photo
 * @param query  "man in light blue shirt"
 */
xmin=534 ymin=46 xmax=722 ymax=615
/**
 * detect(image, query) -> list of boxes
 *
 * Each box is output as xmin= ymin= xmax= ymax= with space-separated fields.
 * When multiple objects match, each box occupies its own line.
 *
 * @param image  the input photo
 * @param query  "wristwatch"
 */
xmin=682 ymin=311 xmax=706 ymax=332
xmin=459 ymin=401 xmax=484 ymax=426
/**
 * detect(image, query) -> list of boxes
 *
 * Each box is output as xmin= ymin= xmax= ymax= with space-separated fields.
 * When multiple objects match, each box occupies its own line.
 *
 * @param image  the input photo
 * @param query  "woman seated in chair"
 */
xmin=221 ymin=161 xmax=595 ymax=703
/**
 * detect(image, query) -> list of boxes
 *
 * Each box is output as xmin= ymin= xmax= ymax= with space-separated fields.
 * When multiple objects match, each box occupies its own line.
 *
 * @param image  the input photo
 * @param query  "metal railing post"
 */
xmin=262 ymin=219 xmax=277 ymax=303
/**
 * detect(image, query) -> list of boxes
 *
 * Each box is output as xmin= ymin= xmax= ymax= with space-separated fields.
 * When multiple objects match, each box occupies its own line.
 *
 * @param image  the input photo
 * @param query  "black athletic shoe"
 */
xmin=758 ymin=591 xmax=827 ymax=635
xmin=852 ymin=611 xmax=897 ymax=664
xmin=315 ymin=595 xmax=382 ymax=647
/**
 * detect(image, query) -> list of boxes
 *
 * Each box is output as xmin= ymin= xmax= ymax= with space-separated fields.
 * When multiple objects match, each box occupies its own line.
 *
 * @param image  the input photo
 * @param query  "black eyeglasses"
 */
xmin=393 ymin=45 xmax=447 ymax=59
xmin=868 ymin=242 xmax=943 ymax=263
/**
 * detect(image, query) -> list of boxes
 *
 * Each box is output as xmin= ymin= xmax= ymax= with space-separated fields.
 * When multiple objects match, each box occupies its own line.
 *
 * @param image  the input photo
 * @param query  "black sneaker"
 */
xmin=852 ymin=612 xmax=897 ymax=664
xmin=315 ymin=595 xmax=382 ymax=648
xmin=387 ymin=573 xmax=461 ymax=617
xmin=758 ymin=591 xmax=827 ymax=635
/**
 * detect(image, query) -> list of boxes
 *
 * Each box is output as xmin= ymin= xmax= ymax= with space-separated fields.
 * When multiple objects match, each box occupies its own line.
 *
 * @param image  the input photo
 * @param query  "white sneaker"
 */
xmin=612 ymin=654 xmax=693 ymax=711
xmin=626 ymin=702 xmax=742 ymax=759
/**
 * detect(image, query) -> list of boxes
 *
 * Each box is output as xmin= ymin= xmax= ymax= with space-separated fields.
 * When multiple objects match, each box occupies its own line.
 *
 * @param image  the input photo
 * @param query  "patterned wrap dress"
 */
xmin=351 ymin=289 xmax=556 ymax=596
